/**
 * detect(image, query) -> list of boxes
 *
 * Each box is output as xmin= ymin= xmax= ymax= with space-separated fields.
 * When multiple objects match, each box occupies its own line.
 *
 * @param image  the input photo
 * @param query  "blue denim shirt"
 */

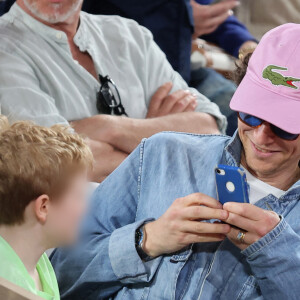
xmin=51 ymin=132 xmax=300 ymax=300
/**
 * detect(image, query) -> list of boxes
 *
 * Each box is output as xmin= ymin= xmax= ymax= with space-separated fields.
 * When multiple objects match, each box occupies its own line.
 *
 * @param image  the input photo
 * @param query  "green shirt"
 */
xmin=0 ymin=235 xmax=60 ymax=300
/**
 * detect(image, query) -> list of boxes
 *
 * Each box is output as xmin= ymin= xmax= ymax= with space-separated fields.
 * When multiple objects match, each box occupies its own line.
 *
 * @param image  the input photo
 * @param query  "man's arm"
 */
xmin=0 ymin=51 xmax=125 ymax=182
xmin=73 ymin=23 xmax=228 ymax=155
xmin=51 ymin=144 xmax=163 ymax=300
xmin=224 ymin=202 xmax=300 ymax=299
xmin=243 ymin=220 xmax=300 ymax=299
xmin=72 ymin=110 xmax=219 ymax=154
xmin=85 ymin=139 xmax=128 ymax=182
xmin=137 ymin=19 xmax=227 ymax=132
xmin=196 ymin=0 xmax=257 ymax=58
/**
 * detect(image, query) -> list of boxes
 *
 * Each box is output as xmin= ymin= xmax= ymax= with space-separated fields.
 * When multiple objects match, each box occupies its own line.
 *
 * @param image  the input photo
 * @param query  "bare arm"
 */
xmin=72 ymin=111 xmax=219 ymax=155
xmin=114 ymin=112 xmax=220 ymax=153
xmin=72 ymin=82 xmax=220 ymax=154
xmin=85 ymin=139 xmax=128 ymax=182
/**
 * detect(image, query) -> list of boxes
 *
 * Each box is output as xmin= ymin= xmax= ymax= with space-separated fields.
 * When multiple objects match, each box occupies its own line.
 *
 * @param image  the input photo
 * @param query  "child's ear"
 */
xmin=34 ymin=195 xmax=50 ymax=224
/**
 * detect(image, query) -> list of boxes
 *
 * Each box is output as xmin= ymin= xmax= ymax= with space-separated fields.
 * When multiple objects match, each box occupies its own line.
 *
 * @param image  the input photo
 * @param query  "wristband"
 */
xmin=135 ymin=225 xmax=154 ymax=262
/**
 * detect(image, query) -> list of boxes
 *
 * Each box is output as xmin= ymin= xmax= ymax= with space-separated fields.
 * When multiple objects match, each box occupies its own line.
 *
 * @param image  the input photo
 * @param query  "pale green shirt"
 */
xmin=0 ymin=4 xmax=226 ymax=132
xmin=0 ymin=235 xmax=60 ymax=300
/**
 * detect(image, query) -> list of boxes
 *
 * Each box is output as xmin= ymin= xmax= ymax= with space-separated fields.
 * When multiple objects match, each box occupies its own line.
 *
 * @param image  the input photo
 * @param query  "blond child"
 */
xmin=0 ymin=116 xmax=93 ymax=299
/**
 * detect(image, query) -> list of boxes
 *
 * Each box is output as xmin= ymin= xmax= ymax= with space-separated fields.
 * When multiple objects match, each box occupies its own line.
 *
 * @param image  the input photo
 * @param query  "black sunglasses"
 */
xmin=96 ymin=75 xmax=128 ymax=116
xmin=238 ymin=112 xmax=299 ymax=141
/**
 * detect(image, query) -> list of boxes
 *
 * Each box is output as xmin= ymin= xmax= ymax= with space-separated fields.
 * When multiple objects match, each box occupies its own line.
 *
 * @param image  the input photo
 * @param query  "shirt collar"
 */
xmin=223 ymin=130 xmax=243 ymax=166
xmin=8 ymin=3 xmax=87 ymax=47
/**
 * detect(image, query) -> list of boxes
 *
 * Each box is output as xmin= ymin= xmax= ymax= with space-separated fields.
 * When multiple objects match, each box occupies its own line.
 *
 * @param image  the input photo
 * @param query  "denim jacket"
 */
xmin=51 ymin=132 xmax=300 ymax=300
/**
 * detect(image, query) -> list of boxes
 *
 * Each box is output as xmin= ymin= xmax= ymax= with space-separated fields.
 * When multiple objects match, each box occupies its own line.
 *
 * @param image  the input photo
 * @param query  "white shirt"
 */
xmin=243 ymin=167 xmax=285 ymax=204
xmin=0 ymin=4 xmax=226 ymax=131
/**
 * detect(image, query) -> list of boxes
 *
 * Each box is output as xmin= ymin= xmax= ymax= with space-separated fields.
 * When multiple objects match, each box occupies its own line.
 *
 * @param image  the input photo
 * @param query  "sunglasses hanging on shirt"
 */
xmin=96 ymin=75 xmax=128 ymax=116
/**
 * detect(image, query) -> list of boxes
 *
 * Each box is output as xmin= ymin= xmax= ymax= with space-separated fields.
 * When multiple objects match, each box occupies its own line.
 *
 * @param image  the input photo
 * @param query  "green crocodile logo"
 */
xmin=262 ymin=65 xmax=300 ymax=89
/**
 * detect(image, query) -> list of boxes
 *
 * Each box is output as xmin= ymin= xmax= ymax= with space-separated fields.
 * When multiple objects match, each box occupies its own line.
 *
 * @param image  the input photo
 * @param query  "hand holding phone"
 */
xmin=215 ymin=165 xmax=249 ymax=205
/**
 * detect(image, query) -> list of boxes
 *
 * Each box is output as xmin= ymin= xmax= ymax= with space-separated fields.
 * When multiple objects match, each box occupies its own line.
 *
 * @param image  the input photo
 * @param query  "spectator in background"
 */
xmin=0 ymin=0 xmax=257 ymax=135
xmin=0 ymin=0 xmax=15 ymax=15
xmin=0 ymin=0 xmax=226 ymax=182
xmin=82 ymin=0 xmax=258 ymax=135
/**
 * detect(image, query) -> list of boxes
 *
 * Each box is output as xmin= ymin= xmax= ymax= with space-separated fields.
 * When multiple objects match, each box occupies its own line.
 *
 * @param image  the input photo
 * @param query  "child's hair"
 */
xmin=0 ymin=115 xmax=93 ymax=225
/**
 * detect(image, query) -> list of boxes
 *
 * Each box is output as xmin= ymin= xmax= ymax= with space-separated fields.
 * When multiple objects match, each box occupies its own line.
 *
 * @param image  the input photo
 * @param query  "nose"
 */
xmin=253 ymin=122 xmax=276 ymax=144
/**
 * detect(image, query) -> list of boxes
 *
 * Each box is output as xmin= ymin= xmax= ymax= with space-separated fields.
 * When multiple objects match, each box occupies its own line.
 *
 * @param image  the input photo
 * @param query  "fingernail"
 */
xmin=228 ymin=9 xmax=234 ymax=16
xmin=185 ymin=89 xmax=191 ymax=94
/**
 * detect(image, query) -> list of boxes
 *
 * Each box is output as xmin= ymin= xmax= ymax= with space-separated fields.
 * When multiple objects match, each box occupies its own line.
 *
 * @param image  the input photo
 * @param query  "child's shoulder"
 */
xmin=37 ymin=253 xmax=60 ymax=298
xmin=0 ymin=236 xmax=31 ymax=291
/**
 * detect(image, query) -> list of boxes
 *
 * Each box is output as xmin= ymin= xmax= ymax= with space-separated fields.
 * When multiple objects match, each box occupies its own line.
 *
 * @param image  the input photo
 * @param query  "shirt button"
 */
xmin=56 ymin=32 xmax=63 ymax=39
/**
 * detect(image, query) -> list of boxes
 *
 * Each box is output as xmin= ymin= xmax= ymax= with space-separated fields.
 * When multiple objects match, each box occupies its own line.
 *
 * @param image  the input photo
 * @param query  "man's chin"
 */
xmin=245 ymin=156 xmax=279 ymax=176
xmin=24 ymin=0 xmax=82 ymax=24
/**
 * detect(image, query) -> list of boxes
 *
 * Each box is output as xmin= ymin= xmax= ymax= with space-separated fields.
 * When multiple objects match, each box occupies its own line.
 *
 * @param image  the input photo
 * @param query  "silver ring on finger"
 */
xmin=237 ymin=231 xmax=246 ymax=243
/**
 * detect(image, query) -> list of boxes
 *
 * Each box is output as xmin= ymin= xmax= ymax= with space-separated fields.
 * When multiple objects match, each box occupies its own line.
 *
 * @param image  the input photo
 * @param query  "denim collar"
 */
xmin=223 ymin=130 xmax=242 ymax=167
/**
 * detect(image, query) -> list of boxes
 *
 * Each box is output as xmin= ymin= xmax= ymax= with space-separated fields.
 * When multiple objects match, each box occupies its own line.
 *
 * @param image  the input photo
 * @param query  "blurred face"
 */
xmin=239 ymin=119 xmax=300 ymax=177
xmin=46 ymin=171 xmax=89 ymax=246
xmin=23 ymin=0 xmax=83 ymax=23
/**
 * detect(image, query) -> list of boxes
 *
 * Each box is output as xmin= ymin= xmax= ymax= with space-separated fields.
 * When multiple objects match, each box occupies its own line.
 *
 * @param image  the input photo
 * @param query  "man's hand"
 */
xmin=146 ymin=82 xmax=198 ymax=118
xmin=143 ymin=193 xmax=230 ymax=257
xmin=224 ymin=202 xmax=280 ymax=250
xmin=190 ymin=0 xmax=240 ymax=39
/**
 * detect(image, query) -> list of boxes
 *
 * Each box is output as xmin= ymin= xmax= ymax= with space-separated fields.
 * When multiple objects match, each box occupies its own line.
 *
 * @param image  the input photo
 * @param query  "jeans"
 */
xmin=190 ymin=67 xmax=237 ymax=136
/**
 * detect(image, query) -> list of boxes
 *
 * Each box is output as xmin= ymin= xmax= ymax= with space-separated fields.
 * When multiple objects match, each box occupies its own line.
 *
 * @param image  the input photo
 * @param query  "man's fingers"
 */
xmin=205 ymin=9 xmax=233 ymax=29
xmin=225 ymin=212 xmax=257 ymax=232
xmin=183 ymin=100 xmax=198 ymax=112
xmin=182 ymin=220 xmax=231 ymax=235
xmin=223 ymin=202 xmax=264 ymax=221
xmin=176 ymin=193 xmax=223 ymax=209
xmin=183 ymin=233 xmax=226 ymax=244
xmin=149 ymin=82 xmax=173 ymax=112
xmin=183 ymin=206 xmax=228 ymax=221
xmin=169 ymin=94 xmax=197 ymax=114
xmin=159 ymin=90 xmax=190 ymax=115
xmin=208 ymin=1 xmax=239 ymax=18
xmin=194 ymin=24 xmax=218 ymax=37
xmin=227 ymin=226 xmax=258 ymax=245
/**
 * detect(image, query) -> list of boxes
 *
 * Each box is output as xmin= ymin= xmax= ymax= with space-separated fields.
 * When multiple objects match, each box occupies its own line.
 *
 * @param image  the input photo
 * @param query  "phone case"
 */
xmin=215 ymin=165 xmax=249 ymax=205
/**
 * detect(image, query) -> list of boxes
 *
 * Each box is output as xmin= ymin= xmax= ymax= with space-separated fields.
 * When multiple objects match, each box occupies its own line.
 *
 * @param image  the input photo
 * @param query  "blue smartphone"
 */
xmin=215 ymin=165 xmax=249 ymax=205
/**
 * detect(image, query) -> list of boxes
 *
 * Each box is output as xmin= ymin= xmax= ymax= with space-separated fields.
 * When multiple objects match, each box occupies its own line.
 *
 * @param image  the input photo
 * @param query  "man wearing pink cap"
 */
xmin=52 ymin=24 xmax=300 ymax=300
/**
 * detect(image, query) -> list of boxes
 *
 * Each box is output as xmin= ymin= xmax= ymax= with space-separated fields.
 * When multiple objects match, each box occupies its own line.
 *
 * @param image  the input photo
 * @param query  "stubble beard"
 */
xmin=23 ymin=0 xmax=82 ymax=24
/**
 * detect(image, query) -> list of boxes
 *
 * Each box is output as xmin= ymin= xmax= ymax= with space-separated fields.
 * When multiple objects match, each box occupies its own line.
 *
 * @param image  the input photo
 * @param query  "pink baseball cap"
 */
xmin=230 ymin=23 xmax=300 ymax=134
